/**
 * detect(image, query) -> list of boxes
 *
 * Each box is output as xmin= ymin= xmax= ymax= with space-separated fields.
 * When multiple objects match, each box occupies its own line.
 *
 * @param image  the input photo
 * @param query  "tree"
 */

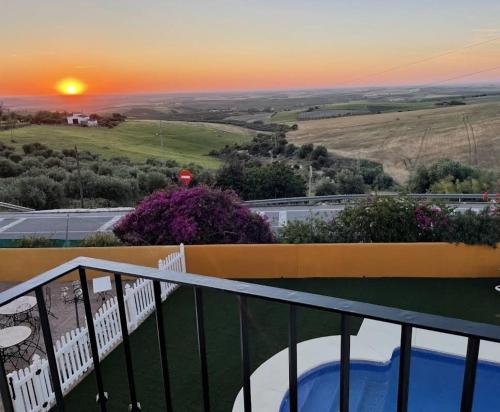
xmin=315 ymin=181 xmax=337 ymax=196
xmin=311 ymin=145 xmax=328 ymax=160
xmin=215 ymin=159 xmax=246 ymax=194
xmin=15 ymin=176 xmax=64 ymax=209
xmin=409 ymin=159 xmax=480 ymax=193
xmin=335 ymin=170 xmax=365 ymax=194
xmin=298 ymin=144 xmax=314 ymax=159
xmin=138 ymin=172 xmax=169 ymax=194
xmin=242 ymin=162 xmax=306 ymax=200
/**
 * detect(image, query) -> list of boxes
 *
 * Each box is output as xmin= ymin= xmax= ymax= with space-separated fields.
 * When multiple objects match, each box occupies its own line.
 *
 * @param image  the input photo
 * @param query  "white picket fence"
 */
xmin=7 ymin=244 xmax=186 ymax=412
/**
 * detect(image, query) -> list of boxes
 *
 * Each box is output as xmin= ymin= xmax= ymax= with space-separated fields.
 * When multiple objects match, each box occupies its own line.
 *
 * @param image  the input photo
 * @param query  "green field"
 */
xmin=0 ymin=121 xmax=252 ymax=168
xmin=319 ymin=100 xmax=434 ymax=112
xmin=271 ymin=100 xmax=435 ymax=123
xmin=271 ymin=109 xmax=302 ymax=122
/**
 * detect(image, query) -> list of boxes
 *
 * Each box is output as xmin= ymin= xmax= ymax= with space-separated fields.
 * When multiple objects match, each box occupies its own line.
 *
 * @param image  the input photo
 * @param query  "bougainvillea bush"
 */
xmin=113 ymin=186 xmax=274 ymax=245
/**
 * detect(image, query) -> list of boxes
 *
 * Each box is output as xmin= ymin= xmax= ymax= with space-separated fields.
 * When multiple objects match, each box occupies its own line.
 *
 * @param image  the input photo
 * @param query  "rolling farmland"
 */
xmin=0 ymin=120 xmax=253 ymax=168
xmin=287 ymin=102 xmax=500 ymax=182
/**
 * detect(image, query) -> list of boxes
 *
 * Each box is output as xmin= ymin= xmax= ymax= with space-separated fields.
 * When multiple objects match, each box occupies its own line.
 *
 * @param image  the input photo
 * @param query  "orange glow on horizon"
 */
xmin=56 ymin=78 xmax=87 ymax=95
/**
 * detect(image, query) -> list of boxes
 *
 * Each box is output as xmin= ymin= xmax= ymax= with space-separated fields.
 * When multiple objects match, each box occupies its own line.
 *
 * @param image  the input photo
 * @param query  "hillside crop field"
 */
xmin=0 ymin=120 xmax=253 ymax=167
xmin=288 ymin=102 xmax=500 ymax=182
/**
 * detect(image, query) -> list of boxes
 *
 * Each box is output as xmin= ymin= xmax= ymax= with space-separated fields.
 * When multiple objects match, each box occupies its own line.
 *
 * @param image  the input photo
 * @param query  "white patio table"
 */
xmin=0 ymin=296 xmax=37 ymax=316
xmin=0 ymin=326 xmax=32 ymax=350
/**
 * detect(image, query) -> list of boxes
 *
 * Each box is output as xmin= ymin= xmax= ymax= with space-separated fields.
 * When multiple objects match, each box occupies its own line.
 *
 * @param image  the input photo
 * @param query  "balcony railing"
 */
xmin=1 ymin=256 xmax=500 ymax=412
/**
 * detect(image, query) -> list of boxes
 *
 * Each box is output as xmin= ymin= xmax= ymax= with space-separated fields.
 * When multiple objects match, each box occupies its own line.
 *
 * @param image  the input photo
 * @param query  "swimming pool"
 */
xmin=280 ymin=348 xmax=500 ymax=412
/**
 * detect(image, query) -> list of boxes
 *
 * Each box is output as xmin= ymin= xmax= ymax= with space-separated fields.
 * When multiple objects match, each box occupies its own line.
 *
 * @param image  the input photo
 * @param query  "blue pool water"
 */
xmin=280 ymin=349 xmax=500 ymax=412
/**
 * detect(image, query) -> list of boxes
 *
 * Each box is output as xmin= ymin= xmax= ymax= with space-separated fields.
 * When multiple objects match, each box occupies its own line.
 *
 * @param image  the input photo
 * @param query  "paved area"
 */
xmin=0 ymin=279 xmax=130 ymax=411
xmin=0 ymin=203 xmax=488 ymax=240
xmin=0 ymin=279 xmax=130 ymax=373
xmin=0 ymin=211 xmax=126 ymax=241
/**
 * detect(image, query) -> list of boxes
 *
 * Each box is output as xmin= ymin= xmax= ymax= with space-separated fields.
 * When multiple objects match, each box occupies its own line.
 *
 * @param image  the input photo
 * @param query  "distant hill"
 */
xmin=288 ymin=102 xmax=500 ymax=182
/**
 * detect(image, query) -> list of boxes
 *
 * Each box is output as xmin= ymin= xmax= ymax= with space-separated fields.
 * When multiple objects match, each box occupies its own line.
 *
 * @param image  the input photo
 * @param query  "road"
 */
xmin=0 ymin=203 xmax=489 ymax=241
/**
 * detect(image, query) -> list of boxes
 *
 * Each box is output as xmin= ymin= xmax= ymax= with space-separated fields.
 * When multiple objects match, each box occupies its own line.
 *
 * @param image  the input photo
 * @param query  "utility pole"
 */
xmin=155 ymin=120 xmax=165 ymax=156
xmin=308 ymin=165 xmax=313 ymax=197
xmin=74 ymin=145 xmax=84 ymax=208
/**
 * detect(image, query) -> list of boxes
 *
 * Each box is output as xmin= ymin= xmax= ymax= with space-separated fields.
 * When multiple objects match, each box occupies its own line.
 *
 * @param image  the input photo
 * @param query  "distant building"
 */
xmin=66 ymin=113 xmax=98 ymax=127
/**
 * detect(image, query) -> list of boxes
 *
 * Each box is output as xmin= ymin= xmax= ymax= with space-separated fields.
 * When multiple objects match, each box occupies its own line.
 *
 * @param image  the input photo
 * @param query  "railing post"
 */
xmin=180 ymin=243 xmax=186 ymax=273
xmin=238 ymin=296 xmax=251 ymax=412
xmin=114 ymin=274 xmax=141 ymax=411
xmin=153 ymin=281 xmax=173 ymax=412
xmin=397 ymin=325 xmax=412 ymax=412
xmin=79 ymin=267 xmax=108 ymax=411
xmin=288 ymin=305 xmax=298 ymax=412
xmin=194 ymin=287 xmax=210 ymax=412
xmin=35 ymin=287 xmax=65 ymax=411
xmin=0 ymin=357 xmax=14 ymax=412
xmin=460 ymin=337 xmax=480 ymax=412
xmin=124 ymin=284 xmax=139 ymax=331
xmin=340 ymin=314 xmax=351 ymax=412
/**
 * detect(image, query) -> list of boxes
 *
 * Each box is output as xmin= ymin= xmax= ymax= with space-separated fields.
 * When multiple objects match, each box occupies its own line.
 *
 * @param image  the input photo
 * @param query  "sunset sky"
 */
xmin=1 ymin=0 xmax=500 ymax=96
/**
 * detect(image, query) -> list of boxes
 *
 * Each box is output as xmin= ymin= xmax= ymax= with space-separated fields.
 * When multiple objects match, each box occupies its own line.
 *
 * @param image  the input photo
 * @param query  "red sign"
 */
xmin=179 ymin=169 xmax=193 ymax=186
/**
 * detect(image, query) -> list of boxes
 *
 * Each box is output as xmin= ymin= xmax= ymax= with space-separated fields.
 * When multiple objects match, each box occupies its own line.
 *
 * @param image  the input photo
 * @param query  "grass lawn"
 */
xmin=62 ymin=278 xmax=500 ymax=411
xmin=271 ymin=110 xmax=302 ymax=123
xmin=0 ymin=120 xmax=252 ymax=168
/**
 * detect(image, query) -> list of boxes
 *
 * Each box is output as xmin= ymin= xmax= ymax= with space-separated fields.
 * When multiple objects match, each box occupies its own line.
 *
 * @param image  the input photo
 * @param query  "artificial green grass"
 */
xmin=62 ymin=278 xmax=500 ymax=411
xmin=0 ymin=120 xmax=251 ymax=168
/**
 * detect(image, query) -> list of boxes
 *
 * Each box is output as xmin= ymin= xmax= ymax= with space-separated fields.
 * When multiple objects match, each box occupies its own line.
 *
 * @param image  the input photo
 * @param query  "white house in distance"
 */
xmin=66 ymin=113 xmax=98 ymax=127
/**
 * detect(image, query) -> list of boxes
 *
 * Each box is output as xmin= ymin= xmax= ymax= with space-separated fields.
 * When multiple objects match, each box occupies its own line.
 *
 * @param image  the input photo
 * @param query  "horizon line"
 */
xmin=2 ymin=80 xmax=500 ymax=100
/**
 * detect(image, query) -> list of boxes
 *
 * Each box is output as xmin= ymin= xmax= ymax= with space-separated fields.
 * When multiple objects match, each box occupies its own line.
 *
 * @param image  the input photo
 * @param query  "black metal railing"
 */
xmin=1 ymin=256 xmax=500 ymax=412
xmin=244 ymin=193 xmax=497 ymax=207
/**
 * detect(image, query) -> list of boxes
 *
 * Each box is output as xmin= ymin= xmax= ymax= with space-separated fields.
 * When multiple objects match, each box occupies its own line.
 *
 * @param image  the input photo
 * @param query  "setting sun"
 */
xmin=56 ymin=78 xmax=87 ymax=95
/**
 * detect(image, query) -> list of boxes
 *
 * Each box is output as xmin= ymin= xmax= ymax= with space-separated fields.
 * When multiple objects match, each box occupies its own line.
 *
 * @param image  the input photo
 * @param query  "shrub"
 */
xmin=22 ymin=142 xmax=54 ymax=158
xmin=408 ymin=158 xmax=488 ymax=192
xmin=279 ymin=217 xmax=335 ymax=244
xmin=298 ymin=144 xmax=314 ymax=159
xmin=113 ymin=186 xmax=274 ymax=245
xmin=138 ymin=172 xmax=170 ymax=194
xmin=15 ymin=236 xmax=55 ymax=248
xmin=95 ymin=163 xmax=114 ymax=176
xmin=279 ymin=197 xmax=454 ymax=244
xmin=15 ymin=176 xmax=64 ymax=209
xmin=443 ymin=209 xmax=499 ymax=247
xmin=315 ymin=181 xmax=337 ymax=196
xmin=283 ymin=144 xmax=297 ymax=157
xmin=373 ymin=173 xmax=394 ymax=190
xmin=0 ymin=158 xmax=22 ymax=177
xmin=0 ymin=180 xmax=19 ymax=205
xmin=8 ymin=153 xmax=22 ymax=163
xmin=47 ymin=167 xmax=68 ymax=182
xmin=19 ymin=157 xmax=42 ymax=171
xmin=65 ymin=171 xmax=138 ymax=204
xmin=311 ymin=145 xmax=328 ymax=160
xmin=80 ymin=232 xmax=123 ymax=247
xmin=43 ymin=157 xmax=64 ymax=168
xmin=335 ymin=170 xmax=365 ymax=194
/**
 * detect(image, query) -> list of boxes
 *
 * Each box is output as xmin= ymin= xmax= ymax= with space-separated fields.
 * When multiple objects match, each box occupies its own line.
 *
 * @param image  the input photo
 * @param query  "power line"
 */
xmin=343 ymin=34 xmax=500 ymax=85
xmin=421 ymin=63 xmax=500 ymax=86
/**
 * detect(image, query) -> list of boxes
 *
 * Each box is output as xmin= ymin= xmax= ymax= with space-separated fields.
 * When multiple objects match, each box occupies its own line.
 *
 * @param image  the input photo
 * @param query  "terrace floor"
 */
xmin=61 ymin=277 xmax=500 ymax=412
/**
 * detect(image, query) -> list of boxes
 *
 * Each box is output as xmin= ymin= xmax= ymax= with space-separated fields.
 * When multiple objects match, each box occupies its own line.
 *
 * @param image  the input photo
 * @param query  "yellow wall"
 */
xmin=186 ymin=243 xmax=500 ymax=278
xmin=0 ymin=246 xmax=178 ymax=282
xmin=0 ymin=243 xmax=498 ymax=282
